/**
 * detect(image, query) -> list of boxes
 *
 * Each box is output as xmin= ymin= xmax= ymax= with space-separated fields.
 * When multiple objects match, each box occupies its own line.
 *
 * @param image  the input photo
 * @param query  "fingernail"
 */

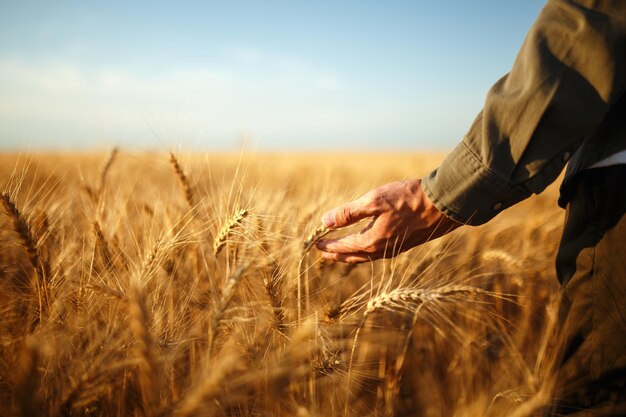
xmin=315 ymin=240 xmax=327 ymax=250
xmin=322 ymin=212 xmax=336 ymax=228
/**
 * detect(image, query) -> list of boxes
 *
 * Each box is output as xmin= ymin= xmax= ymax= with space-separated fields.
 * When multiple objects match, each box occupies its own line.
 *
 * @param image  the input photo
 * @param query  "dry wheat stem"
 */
xmin=326 ymin=281 xmax=372 ymax=321
xmin=209 ymin=264 xmax=248 ymax=354
xmin=86 ymin=283 xmax=128 ymax=301
xmin=15 ymin=339 xmax=40 ymax=417
xmin=174 ymin=353 xmax=240 ymax=417
xmin=213 ymin=208 xmax=249 ymax=256
xmin=271 ymin=317 xmax=319 ymax=375
xmin=32 ymin=209 xmax=50 ymax=245
xmin=55 ymin=336 xmax=135 ymax=416
xmin=128 ymin=284 xmax=162 ymax=416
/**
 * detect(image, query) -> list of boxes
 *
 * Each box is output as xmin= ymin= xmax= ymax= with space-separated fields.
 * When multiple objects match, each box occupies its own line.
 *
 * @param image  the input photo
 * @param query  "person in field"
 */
xmin=316 ymin=0 xmax=626 ymax=414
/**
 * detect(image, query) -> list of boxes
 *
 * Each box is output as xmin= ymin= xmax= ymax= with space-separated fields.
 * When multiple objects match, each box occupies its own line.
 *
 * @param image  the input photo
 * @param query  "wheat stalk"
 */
xmin=325 ymin=282 xmax=370 ymax=322
xmin=168 ymin=152 xmax=195 ymax=208
xmin=365 ymin=285 xmax=491 ymax=315
xmin=209 ymin=264 xmax=248 ymax=354
xmin=264 ymin=317 xmax=319 ymax=396
xmin=99 ymin=147 xmax=119 ymax=193
xmin=302 ymin=224 xmax=330 ymax=253
xmin=86 ymin=283 xmax=128 ymax=301
xmin=128 ymin=283 xmax=162 ymax=416
xmin=1 ymin=192 xmax=49 ymax=327
xmin=174 ymin=353 xmax=240 ymax=417
xmin=1 ymin=193 xmax=40 ymax=274
xmin=32 ymin=209 xmax=50 ymax=245
xmin=141 ymin=238 xmax=165 ymax=278
xmin=92 ymin=221 xmax=114 ymax=273
xmin=298 ymin=224 xmax=331 ymax=322
xmin=482 ymin=249 xmax=524 ymax=268
xmin=213 ymin=208 xmax=248 ymax=256
xmin=344 ymin=284 xmax=493 ymax=414
xmin=15 ymin=339 xmax=41 ymax=417
xmin=84 ymin=147 xmax=119 ymax=203
xmin=262 ymin=260 xmax=286 ymax=334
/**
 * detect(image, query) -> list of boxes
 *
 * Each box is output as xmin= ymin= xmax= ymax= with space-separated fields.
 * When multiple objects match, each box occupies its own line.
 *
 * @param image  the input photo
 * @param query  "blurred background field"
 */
xmin=0 ymin=151 xmax=565 ymax=416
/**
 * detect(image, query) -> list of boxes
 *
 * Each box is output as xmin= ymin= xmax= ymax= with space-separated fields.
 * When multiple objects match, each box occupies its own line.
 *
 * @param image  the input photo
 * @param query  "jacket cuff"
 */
xmin=421 ymin=142 xmax=531 ymax=225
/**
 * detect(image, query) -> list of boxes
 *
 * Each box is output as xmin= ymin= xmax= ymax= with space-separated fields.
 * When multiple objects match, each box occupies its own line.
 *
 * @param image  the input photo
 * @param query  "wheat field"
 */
xmin=0 ymin=150 xmax=565 ymax=417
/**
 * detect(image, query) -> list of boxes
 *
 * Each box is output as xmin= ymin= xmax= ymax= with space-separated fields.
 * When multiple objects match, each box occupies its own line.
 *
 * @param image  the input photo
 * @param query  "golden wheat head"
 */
xmin=213 ymin=208 xmax=249 ymax=256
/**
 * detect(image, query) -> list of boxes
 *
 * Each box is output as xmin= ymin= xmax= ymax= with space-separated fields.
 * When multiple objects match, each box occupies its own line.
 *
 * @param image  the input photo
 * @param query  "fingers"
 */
xmin=316 ymin=233 xmax=374 ymax=254
xmin=316 ymin=234 xmax=401 ymax=262
xmin=316 ymin=233 xmax=393 ymax=264
xmin=317 ymin=211 xmax=394 ymax=254
xmin=317 ymin=236 xmax=410 ymax=264
xmin=321 ymin=194 xmax=378 ymax=228
xmin=319 ymin=251 xmax=373 ymax=264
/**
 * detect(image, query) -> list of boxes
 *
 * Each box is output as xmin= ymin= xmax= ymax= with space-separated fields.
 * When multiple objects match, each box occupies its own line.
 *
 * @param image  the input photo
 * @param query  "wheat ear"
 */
xmin=168 ymin=152 xmax=195 ymax=208
xmin=344 ymin=284 xmax=491 ymax=414
xmin=99 ymin=147 xmax=118 ymax=193
xmin=213 ymin=208 xmax=248 ymax=256
xmin=302 ymin=224 xmax=330 ymax=253
xmin=297 ymin=224 xmax=330 ymax=322
xmin=365 ymin=285 xmax=491 ymax=315
xmin=1 ymin=192 xmax=49 ymax=326
xmin=92 ymin=221 xmax=114 ymax=270
xmin=263 ymin=260 xmax=286 ymax=334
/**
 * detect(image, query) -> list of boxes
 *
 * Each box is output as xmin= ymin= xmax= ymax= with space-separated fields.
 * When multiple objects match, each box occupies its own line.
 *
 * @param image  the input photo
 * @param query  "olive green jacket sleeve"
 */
xmin=421 ymin=0 xmax=626 ymax=225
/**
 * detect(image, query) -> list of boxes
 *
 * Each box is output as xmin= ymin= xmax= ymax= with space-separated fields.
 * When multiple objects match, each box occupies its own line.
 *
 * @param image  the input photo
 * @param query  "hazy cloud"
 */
xmin=0 ymin=55 xmax=359 ymax=150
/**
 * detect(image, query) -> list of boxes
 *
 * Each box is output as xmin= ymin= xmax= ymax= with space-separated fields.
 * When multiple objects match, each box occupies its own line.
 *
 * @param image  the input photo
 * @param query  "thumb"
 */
xmin=322 ymin=195 xmax=377 ymax=228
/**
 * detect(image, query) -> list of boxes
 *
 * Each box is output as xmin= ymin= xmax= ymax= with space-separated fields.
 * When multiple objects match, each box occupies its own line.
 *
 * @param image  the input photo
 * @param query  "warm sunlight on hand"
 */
xmin=316 ymin=179 xmax=462 ymax=263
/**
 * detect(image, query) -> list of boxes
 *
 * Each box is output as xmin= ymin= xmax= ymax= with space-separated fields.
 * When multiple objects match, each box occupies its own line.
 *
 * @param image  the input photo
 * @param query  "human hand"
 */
xmin=316 ymin=179 xmax=462 ymax=263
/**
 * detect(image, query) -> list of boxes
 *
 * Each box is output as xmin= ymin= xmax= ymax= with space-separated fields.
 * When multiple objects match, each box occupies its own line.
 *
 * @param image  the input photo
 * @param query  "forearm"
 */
xmin=423 ymin=0 xmax=626 ymax=225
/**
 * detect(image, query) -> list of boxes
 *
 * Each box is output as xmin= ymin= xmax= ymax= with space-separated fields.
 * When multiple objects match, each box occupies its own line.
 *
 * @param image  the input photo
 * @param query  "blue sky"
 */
xmin=0 ymin=1 xmax=545 ymax=151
